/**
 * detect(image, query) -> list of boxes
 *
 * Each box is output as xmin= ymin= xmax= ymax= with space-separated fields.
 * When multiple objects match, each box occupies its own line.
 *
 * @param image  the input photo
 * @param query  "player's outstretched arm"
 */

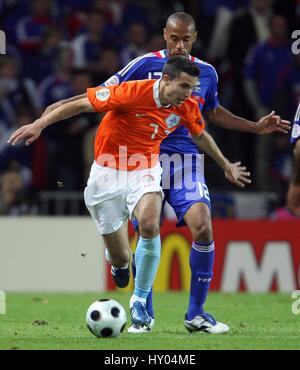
xmin=41 ymin=93 xmax=87 ymax=117
xmin=205 ymin=106 xmax=291 ymax=135
xmin=7 ymin=97 xmax=93 ymax=146
xmin=192 ymin=130 xmax=251 ymax=188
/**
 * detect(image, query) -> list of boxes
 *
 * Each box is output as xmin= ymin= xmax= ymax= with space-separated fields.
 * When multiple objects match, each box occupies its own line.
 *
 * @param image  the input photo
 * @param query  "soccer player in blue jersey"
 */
xmin=41 ymin=12 xmax=290 ymax=334
xmin=287 ymin=102 xmax=300 ymax=215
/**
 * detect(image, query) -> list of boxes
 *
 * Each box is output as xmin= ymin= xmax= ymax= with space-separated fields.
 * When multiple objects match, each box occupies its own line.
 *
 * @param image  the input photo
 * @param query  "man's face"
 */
xmin=163 ymin=72 xmax=198 ymax=106
xmin=164 ymin=21 xmax=197 ymax=57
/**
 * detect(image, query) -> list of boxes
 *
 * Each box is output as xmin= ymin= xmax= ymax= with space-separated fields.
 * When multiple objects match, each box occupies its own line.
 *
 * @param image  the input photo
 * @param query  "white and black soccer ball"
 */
xmin=86 ymin=299 xmax=127 ymax=338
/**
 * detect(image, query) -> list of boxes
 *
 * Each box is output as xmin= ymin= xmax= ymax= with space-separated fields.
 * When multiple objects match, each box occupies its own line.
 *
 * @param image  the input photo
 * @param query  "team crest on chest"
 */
xmin=193 ymin=80 xmax=201 ymax=93
xmin=165 ymin=114 xmax=180 ymax=128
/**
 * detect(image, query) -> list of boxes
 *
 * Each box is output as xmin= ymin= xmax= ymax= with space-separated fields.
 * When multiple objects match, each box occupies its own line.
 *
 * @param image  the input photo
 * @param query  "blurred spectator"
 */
xmin=207 ymin=0 xmax=250 ymax=63
xmin=227 ymin=0 xmax=273 ymax=117
xmin=91 ymin=47 xmax=120 ymax=84
xmin=71 ymin=10 xmax=107 ymax=70
xmin=92 ymin=0 xmax=123 ymax=25
xmin=39 ymin=45 xmax=74 ymax=109
xmin=0 ymin=55 xmax=40 ymax=122
xmin=147 ymin=34 xmax=165 ymax=52
xmin=59 ymin=69 xmax=97 ymax=190
xmin=53 ymin=0 xmax=91 ymax=39
xmin=38 ymin=45 xmax=74 ymax=189
xmin=119 ymin=0 xmax=151 ymax=32
xmin=243 ymin=14 xmax=292 ymax=190
xmin=244 ymin=15 xmax=291 ymax=120
xmin=16 ymin=0 xmax=55 ymax=52
xmin=120 ymin=22 xmax=148 ymax=66
xmin=23 ymin=26 xmax=66 ymax=84
xmin=2 ymin=1 xmax=31 ymax=46
xmin=185 ymin=0 xmax=225 ymax=49
xmin=0 ymin=165 xmax=38 ymax=216
xmin=0 ymin=106 xmax=34 ymax=173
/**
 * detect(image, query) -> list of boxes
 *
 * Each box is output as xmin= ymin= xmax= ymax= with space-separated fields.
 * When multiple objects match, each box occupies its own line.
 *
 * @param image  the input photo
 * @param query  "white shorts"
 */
xmin=84 ymin=161 xmax=163 ymax=234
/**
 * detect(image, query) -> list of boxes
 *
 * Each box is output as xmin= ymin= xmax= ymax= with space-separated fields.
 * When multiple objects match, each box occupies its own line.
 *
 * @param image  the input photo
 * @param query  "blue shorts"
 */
xmin=132 ymin=153 xmax=211 ymax=230
xmin=161 ymin=153 xmax=211 ymax=227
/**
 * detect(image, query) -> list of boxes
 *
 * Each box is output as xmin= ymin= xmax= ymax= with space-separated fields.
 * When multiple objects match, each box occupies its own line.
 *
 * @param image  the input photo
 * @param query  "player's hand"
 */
xmin=7 ymin=121 xmax=43 ymax=146
xmin=224 ymin=161 xmax=251 ymax=188
xmin=255 ymin=110 xmax=291 ymax=135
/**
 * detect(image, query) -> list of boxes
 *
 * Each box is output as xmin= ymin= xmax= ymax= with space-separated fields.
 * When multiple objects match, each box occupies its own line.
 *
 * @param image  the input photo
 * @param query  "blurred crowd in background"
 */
xmin=0 ymin=0 xmax=299 ymax=216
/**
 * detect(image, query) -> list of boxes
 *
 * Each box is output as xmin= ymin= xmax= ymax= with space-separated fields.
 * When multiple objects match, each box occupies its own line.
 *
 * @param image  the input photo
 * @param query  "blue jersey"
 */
xmin=291 ymin=102 xmax=300 ymax=146
xmin=103 ymin=49 xmax=219 ymax=155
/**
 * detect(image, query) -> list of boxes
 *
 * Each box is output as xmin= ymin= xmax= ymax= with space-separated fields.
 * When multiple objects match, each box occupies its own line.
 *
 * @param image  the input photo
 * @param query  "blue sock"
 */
xmin=134 ymin=235 xmax=161 ymax=300
xmin=132 ymin=254 xmax=154 ymax=318
xmin=186 ymin=241 xmax=215 ymax=321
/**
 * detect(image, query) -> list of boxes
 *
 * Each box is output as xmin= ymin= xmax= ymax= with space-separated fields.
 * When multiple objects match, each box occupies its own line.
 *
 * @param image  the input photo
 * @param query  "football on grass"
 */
xmin=86 ymin=299 xmax=127 ymax=338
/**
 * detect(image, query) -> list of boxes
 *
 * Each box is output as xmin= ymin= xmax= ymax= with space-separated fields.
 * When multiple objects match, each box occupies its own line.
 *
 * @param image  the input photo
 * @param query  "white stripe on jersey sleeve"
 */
xmin=193 ymin=56 xmax=219 ymax=83
xmin=119 ymin=52 xmax=157 ymax=77
xmin=158 ymin=50 xmax=166 ymax=58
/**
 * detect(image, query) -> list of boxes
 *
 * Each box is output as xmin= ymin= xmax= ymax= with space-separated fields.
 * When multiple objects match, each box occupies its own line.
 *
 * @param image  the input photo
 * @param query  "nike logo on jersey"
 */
xmin=136 ymin=113 xmax=148 ymax=117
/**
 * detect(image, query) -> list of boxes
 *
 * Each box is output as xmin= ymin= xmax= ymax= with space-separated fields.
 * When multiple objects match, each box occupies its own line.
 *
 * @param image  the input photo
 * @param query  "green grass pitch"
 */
xmin=0 ymin=292 xmax=299 ymax=350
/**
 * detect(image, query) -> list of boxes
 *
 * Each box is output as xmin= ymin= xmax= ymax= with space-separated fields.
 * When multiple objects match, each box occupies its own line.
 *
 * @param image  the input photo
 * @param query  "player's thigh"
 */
xmin=84 ymin=163 xmax=128 ymax=235
xmin=127 ymin=163 xmax=163 ymax=233
xmin=133 ymin=192 xmax=162 ymax=235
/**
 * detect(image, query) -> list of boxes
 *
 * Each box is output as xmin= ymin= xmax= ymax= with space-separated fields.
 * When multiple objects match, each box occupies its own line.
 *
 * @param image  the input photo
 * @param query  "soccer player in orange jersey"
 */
xmin=8 ymin=57 xmax=251 ymax=330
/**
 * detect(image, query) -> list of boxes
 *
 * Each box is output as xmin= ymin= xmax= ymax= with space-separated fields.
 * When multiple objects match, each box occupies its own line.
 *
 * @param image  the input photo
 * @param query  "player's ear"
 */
xmin=163 ymin=28 xmax=167 ymax=41
xmin=193 ymin=31 xmax=198 ymax=42
xmin=162 ymin=74 xmax=171 ymax=85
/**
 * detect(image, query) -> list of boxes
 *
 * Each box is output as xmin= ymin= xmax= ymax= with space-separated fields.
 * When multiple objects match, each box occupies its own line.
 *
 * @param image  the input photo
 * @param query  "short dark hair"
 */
xmin=162 ymin=56 xmax=200 ymax=80
xmin=166 ymin=12 xmax=196 ymax=32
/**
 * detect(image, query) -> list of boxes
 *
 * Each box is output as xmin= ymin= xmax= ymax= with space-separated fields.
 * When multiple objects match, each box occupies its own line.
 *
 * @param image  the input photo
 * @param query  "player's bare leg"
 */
xmin=102 ymin=220 xmax=132 ymax=288
xmin=102 ymin=219 xmax=131 ymax=268
xmin=128 ymin=192 xmax=162 ymax=332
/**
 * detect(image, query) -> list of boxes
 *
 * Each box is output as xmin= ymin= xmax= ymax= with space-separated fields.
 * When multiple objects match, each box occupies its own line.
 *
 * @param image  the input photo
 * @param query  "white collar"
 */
xmin=153 ymin=79 xmax=171 ymax=108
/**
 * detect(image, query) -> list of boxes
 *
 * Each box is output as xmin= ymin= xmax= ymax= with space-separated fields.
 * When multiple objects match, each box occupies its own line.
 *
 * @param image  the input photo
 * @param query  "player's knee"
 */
xmin=190 ymin=220 xmax=212 ymax=242
xmin=138 ymin=217 xmax=160 ymax=238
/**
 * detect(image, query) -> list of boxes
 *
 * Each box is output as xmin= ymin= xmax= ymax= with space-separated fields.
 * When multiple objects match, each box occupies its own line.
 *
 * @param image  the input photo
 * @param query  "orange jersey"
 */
xmin=87 ymin=79 xmax=205 ymax=170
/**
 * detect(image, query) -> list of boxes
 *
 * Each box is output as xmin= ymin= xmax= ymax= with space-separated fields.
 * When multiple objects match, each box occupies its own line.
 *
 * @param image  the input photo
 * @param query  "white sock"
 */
xmin=130 ymin=295 xmax=146 ymax=308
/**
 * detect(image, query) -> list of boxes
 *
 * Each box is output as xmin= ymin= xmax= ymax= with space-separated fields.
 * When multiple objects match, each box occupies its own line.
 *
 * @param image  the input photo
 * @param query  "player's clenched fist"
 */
xmin=7 ymin=120 xmax=43 ymax=146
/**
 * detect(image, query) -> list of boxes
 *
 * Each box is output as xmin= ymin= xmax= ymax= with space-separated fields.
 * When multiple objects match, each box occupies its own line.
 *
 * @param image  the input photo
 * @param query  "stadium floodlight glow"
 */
xmin=0 ymin=30 xmax=6 ymax=54
xmin=0 ymin=290 xmax=6 ymax=314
